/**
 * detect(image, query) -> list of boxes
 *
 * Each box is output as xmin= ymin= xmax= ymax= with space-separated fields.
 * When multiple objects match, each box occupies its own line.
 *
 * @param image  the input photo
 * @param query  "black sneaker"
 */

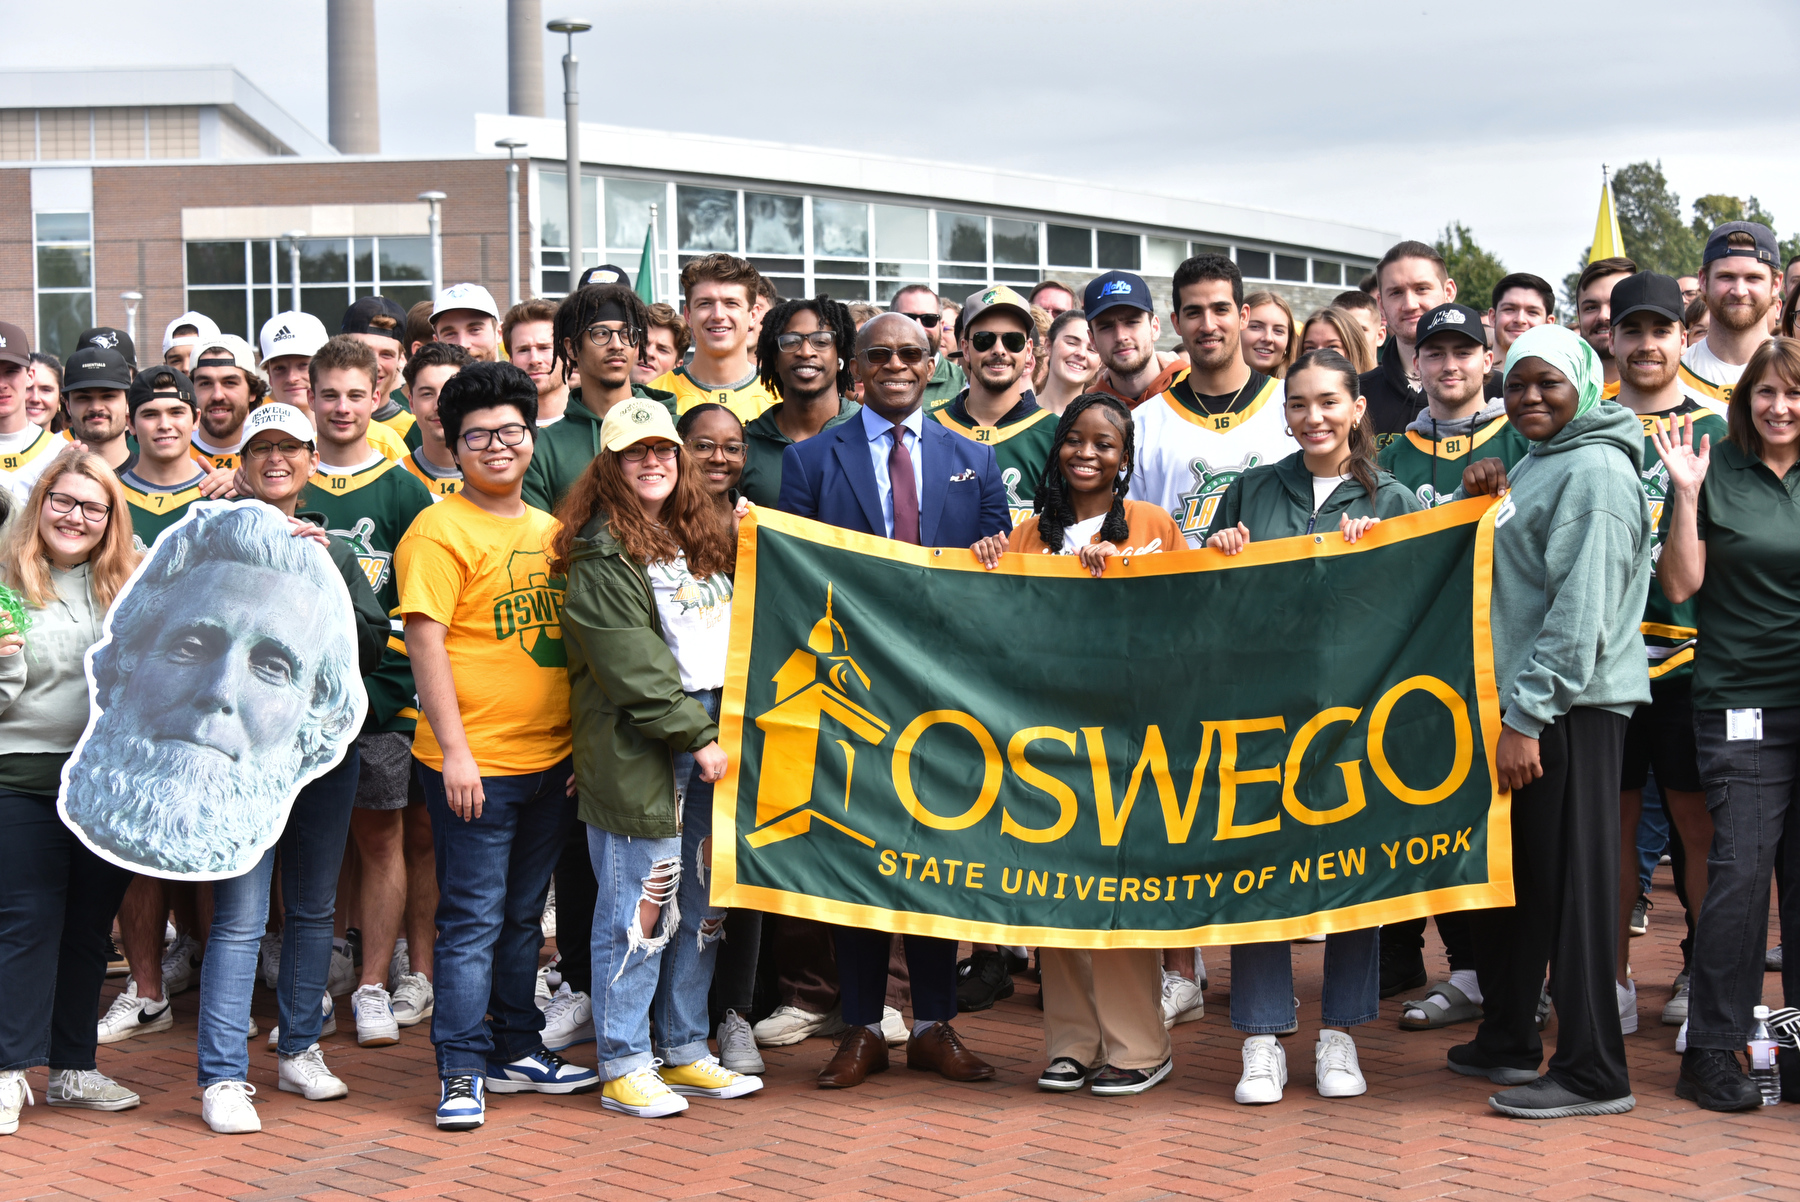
xmin=1489 ymin=1076 xmax=1635 ymax=1118
xmin=1676 ymin=1047 xmax=1761 ymax=1112
xmin=1446 ymin=1041 xmax=1539 ymax=1085
xmin=1629 ymin=894 xmax=1651 ymax=936
xmin=1090 ymin=1059 xmax=1172 ymax=1096
xmin=955 ymin=949 xmax=1015 ymax=1012
xmin=1036 ymin=1057 xmax=1095 ymax=1091
xmin=1379 ymin=941 xmax=1427 ymax=999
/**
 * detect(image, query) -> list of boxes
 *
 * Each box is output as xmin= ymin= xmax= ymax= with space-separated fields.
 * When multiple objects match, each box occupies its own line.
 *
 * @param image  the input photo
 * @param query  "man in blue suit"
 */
xmin=776 ymin=311 xmax=1008 ymax=1089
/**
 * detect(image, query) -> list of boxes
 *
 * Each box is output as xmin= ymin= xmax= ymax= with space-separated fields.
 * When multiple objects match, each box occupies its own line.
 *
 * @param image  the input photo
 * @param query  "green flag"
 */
xmin=713 ymin=501 xmax=1512 ymax=948
xmin=635 ymin=222 xmax=656 ymax=304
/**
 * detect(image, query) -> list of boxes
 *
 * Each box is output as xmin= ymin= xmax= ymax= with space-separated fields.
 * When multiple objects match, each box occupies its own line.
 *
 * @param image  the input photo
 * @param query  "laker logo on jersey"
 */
xmin=1001 ymin=466 xmax=1033 ymax=529
xmin=1174 ymin=453 xmax=1265 ymax=537
xmin=332 ymin=516 xmax=393 ymax=594
xmin=1414 ymin=483 xmax=1446 ymax=509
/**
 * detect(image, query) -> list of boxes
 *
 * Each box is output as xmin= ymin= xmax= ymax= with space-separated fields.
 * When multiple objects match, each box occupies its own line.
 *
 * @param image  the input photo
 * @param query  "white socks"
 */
xmin=1448 ymin=969 xmax=1482 ymax=1005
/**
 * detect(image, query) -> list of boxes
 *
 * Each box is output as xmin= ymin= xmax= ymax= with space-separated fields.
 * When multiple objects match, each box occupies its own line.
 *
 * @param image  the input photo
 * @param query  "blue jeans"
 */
xmin=1230 ymin=927 xmax=1380 ymax=1034
xmin=197 ymin=747 xmax=359 ymax=1085
xmin=590 ymin=688 xmax=725 ymax=1080
xmin=422 ymin=756 xmax=574 ymax=1079
xmin=1637 ymin=773 xmax=1670 ymax=895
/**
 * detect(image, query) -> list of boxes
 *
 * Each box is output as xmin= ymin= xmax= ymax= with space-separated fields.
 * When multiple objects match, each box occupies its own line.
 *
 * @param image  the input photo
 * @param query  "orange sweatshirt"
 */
xmin=1008 ymin=499 xmax=1186 ymax=557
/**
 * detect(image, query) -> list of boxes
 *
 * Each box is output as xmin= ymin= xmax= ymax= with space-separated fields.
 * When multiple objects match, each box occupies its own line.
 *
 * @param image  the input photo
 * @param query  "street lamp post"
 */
xmin=418 ymin=191 xmax=447 ymax=296
xmin=548 ymin=18 xmax=591 ymax=290
xmin=495 ymin=138 xmax=527 ymax=305
xmin=283 ymin=230 xmax=307 ymax=312
xmin=120 ymin=292 xmax=142 ymax=349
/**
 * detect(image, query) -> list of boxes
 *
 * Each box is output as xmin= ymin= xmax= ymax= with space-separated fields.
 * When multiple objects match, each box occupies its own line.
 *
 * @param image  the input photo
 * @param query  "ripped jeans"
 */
xmin=588 ymin=688 xmax=726 ymax=1080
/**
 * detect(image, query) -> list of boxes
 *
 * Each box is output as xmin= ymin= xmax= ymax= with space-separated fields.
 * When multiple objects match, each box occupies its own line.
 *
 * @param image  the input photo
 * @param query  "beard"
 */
xmin=64 ymin=714 xmax=312 ymax=876
xmin=1103 ymin=341 xmax=1155 ymax=377
xmin=1714 ymin=296 xmax=1775 ymax=333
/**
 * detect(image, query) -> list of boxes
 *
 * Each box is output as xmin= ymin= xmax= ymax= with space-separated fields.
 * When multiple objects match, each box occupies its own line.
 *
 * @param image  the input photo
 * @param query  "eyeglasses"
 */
xmin=621 ymin=442 xmax=680 ymax=462
xmin=858 ymin=345 xmax=930 ymax=367
xmin=583 ymin=323 xmax=643 ymax=348
xmin=776 ymin=331 xmax=836 ymax=352
xmin=970 ymin=330 xmax=1029 ymax=354
xmin=45 ymin=491 xmax=111 ymax=523
xmin=897 ymin=310 xmax=940 ymax=329
xmin=461 ymin=424 xmax=531 ymax=450
xmin=244 ymin=439 xmax=311 ymax=460
xmin=688 ymin=439 xmax=746 ymax=459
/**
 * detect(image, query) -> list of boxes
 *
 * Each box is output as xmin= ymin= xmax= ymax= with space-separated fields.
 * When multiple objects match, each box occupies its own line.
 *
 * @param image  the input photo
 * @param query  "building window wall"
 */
xmin=35 ymin=211 xmax=94 ymax=359
xmin=0 ymin=107 xmax=202 ymax=161
xmin=184 ymin=236 xmax=431 ymax=344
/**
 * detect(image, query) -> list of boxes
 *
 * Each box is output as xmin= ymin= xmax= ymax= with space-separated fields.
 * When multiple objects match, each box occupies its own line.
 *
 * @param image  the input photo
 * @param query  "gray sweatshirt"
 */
xmin=0 ymin=562 xmax=103 ymax=793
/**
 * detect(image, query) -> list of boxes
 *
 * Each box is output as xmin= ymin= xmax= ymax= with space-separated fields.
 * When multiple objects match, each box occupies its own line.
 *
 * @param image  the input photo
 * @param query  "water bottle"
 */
xmin=1750 ymin=1005 xmax=1781 ymax=1106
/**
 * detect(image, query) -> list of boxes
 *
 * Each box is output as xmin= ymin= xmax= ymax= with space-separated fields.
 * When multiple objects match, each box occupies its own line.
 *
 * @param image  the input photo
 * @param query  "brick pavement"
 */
xmin=4 ymin=864 xmax=1796 ymax=1202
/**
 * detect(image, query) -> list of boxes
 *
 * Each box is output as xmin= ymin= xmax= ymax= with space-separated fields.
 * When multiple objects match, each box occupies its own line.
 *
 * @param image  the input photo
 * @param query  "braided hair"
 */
xmin=1034 ymin=392 xmax=1135 ymax=553
xmin=551 ymin=283 xmax=651 ymax=384
xmin=756 ymin=294 xmax=856 ymax=399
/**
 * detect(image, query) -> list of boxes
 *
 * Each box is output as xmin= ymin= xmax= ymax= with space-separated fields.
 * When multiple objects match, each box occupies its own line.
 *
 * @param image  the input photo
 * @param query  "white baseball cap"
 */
xmin=163 ymin=311 xmax=222 ymax=356
xmin=242 ymin=402 xmax=316 ymax=445
xmin=431 ymin=283 xmax=500 ymax=322
xmin=189 ymin=333 xmax=261 ymax=376
xmin=259 ymin=311 xmax=331 ymax=362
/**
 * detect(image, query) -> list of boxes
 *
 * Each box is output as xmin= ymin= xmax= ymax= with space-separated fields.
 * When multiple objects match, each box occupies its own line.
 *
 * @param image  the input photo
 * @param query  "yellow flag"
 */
xmin=1590 ymin=169 xmax=1626 ymax=263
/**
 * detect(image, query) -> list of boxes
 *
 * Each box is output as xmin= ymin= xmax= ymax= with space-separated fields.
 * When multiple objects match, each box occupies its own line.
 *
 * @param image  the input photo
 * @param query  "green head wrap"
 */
xmin=1502 ymin=324 xmax=1604 ymax=428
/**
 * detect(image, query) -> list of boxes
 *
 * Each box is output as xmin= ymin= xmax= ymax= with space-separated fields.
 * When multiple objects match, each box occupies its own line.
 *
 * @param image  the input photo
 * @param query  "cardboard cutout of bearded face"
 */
xmin=59 ymin=501 xmax=366 ymax=879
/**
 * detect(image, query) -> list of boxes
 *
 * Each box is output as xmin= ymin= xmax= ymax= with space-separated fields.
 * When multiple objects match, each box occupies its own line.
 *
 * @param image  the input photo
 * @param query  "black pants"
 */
xmin=552 ymin=816 xmax=598 ymax=994
xmin=1382 ymin=912 xmax=1477 ymax=973
xmin=0 ymin=788 xmax=135 ymax=1071
xmin=834 ymin=926 xmax=955 ymax=1027
xmin=1469 ymin=707 xmax=1631 ymax=1100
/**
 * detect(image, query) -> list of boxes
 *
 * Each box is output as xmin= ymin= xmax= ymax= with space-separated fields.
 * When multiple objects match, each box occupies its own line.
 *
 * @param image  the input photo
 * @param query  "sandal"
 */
xmin=1398 ymin=981 xmax=1483 ymax=1030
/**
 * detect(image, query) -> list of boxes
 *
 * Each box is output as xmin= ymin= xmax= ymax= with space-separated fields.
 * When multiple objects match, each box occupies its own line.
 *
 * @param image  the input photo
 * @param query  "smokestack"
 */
xmin=327 ymin=0 xmax=380 ymax=154
xmin=508 ymin=0 xmax=544 ymax=117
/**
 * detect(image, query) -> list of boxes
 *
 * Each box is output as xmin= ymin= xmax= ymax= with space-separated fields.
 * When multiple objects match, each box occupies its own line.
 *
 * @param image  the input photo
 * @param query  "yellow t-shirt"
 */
xmin=649 ymin=365 xmax=779 ymax=423
xmin=396 ymin=494 xmax=572 ymax=773
xmin=367 ymin=420 xmax=410 ymax=462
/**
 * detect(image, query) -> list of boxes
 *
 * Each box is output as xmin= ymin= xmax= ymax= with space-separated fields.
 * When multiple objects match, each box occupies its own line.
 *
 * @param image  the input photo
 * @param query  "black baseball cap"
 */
xmin=1703 ymin=221 xmax=1779 ymax=269
xmin=126 ymin=364 xmax=196 ymax=418
xmin=75 ymin=327 xmax=137 ymax=369
xmin=1082 ymin=270 xmax=1155 ymax=320
xmin=63 ymin=347 xmax=133 ymax=391
xmin=0 ymin=321 xmax=29 ymax=368
xmin=1609 ymin=272 xmax=1686 ymax=327
xmin=1415 ymin=303 xmax=1488 ymax=349
xmin=341 ymin=296 xmax=409 ymax=341
xmin=578 ymin=264 xmax=633 ymax=289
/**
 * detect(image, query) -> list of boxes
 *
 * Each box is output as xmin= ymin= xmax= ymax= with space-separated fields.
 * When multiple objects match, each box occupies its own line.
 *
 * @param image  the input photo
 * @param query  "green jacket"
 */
xmin=562 ymin=512 xmax=719 ymax=838
xmin=738 ymin=396 xmax=861 ymax=508
xmin=1203 ymin=450 xmax=1420 ymax=543
xmin=922 ymin=355 xmax=967 ymax=413
xmin=299 ymin=509 xmax=391 ymax=684
xmin=521 ymin=384 xmax=677 ymax=514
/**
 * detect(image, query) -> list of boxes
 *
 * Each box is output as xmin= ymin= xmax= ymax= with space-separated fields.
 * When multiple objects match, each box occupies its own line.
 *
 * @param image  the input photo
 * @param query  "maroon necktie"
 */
xmin=889 ymin=422 xmax=920 ymax=544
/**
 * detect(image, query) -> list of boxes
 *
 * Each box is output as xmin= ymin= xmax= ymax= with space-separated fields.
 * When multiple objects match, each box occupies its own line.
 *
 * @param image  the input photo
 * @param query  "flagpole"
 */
xmin=649 ymin=203 xmax=660 ymax=305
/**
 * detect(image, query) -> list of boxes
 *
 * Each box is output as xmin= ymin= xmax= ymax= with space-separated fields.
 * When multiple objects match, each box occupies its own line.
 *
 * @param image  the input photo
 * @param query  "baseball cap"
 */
xmin=1414 ymin=303 xmax=1488 ymax=349
xmin=163 ymin=311 xmax=222 ymax=356
xmin=957 ymin=284 xmax=1035 ymax=339
xmin=76 ymin=327 xmax=137 ymax=368
xmin=65 ymin=347 xmax=135 ymax=391
xmin=189 ymin=333 xmax=260 ymax=376
xmin=1703 ymin=221 xmax=1780 ymax=269
xmin=0 ymin=321 xmax=30 ymax=368
xmin=432 ymin=283 xmax=500 ymax=322
xmin=125 ymin=364 xmax=196 ymax=417
xmin=1082 ymin=271 xmax=1155 ymax=320
xmin=1608 ymin=272 xmax=1686 ymax=327
xmin=341 ymin=295 xmax=409 ymax=341
xmin=242 ymin=402 xmax=316 ymax=446
xmin=260 ymin=311 xmax=331 ymax=362
xmin=598 ymin=397 xmax=681 ymax=453
xmin=577 ymin=264 xmax=633 ymax=289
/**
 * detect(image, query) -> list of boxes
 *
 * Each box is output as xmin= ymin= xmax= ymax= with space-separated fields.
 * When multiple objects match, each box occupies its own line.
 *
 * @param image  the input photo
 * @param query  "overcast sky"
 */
xmin=7 ymin=0 xmax=1797 ymax=280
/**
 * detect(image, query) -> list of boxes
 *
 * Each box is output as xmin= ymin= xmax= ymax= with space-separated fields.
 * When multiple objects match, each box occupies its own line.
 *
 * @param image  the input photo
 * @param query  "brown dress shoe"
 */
xmin=905 ymin=1022 xmax=996 ymax=1081
xmin=817 ymin=1026 xmax=890 ymax=1088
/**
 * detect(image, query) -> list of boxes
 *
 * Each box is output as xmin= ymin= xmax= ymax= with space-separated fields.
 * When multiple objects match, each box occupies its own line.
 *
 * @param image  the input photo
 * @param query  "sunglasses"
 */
xmin=776 ymin=331 xmax=836 ymax=352
xmin=969 ymin=330 xmax=1029 ymax=354
xmin=898 ymin=310 xmax=941 ymax=329
xmin=858 ymin=345 xmax=930 ymax=367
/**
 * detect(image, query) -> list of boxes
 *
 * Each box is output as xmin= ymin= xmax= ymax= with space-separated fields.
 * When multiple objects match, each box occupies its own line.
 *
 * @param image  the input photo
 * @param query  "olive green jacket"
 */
xmin=1203 ymin=449 xmax=1420 ymax=542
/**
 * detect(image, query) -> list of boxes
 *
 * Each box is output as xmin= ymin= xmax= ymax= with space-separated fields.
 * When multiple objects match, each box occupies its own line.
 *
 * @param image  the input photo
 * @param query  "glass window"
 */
xmin=187 ymin=241 xmax=246 ymax=286
xmin=1191 ymin=242 xmax=1229 ymax=258
xmin=874 ymin=205 xmax=927 ymax=260
xmin=812 ymin=199 xmax=868 ymax=258
xmin=538 ymin=171 xmax=599 ymax=251
xmin=378 ymin=237 xmax=430 ymax=284
xmin=1145 ymin=236 xmax=1185 ymax=276
xmin=35 ymin=212 xmax=90 ymax=242
xmin=353 ymin=238 xmax=374 ymax=285
xmin=1275 ymin=254 xmax=1308 ymax=282
xmin=745 ymin=192 xmax=803 ymax=255
xmin=37 ymin=292 xmax=92 ymax=360
xmin=252 ymin=240 xmax=273 ymax=285
xmin=278 ymin=239 xmax=348 ymax=285
xmin=37 ymin=245 xmax=92 ymax=289
xmin=1048 ymin=225 xmax=1092 ymax=268
xmin=876 ymin=279 xmax=929 ymax=304
xmin=992 ymin=218 xmax=1039 ymax=266
xmin=1096 ymin=231 xmax=1140 ymax=270
xmin=1237 ymin=250 xmax=1271 ymax=279
xmin=677 ymin=185 xmax=738 ymax=252
xmin=1313 ymin=260 xmax=1343 ymax=286
xmin=184 ymin=290 xmax=248 ymax=344
xmin=937 ymin=211 xmax=986 ymax=263
xmin=605 ymin=177 xmax=663 ymax=250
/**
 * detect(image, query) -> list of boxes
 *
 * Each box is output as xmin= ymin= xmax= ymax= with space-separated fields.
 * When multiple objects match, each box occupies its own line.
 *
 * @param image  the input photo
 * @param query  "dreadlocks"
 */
xmin=756 ymin=294 xmax=857 ymax=400
xmin=1033 ymin=392 xmax=1135 ymax=554
xmin=552 ymin=283 xmax=650 ymax=384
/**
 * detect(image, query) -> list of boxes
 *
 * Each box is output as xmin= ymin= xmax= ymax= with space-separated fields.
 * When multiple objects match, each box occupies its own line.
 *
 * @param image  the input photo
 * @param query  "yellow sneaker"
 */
xmin=601 ymin=1063 xmax=689 ymax=1117
xmin=659 ymin=1054 xmax=764 ymax=1099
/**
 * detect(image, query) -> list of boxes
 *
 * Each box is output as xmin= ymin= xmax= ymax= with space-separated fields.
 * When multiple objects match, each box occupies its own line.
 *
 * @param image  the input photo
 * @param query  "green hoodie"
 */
xmin=1483 ymin=400 xmax=1652 ymax=737
xmin=561 ymin=511 xmax=719 ymax=838
xmin=521 ymin=383 xmax=676 ymax=514
xmin=1203 ymin=449 xmax=1420 ymax=543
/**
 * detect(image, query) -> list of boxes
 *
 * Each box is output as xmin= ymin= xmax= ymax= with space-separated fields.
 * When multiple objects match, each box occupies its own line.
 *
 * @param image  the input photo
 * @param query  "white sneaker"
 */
xmin=46 ymin=1068 xmax=139 ymax=1111
xmin=1662 ymin=974 xmax=1690 ymax=1025
xmin=535 ymin=964 xmax=553 ymax=1011
xmin=1235 ymin=1035 xmax=1288 ymax=1104
xmin=259 ymin=931 xmax=282 ymax=990
xmin=0 ymin=1070 xmax=32 ymax=1135
xmin=1315 ymin=1030 xmax=1367 ymax=1098
xmin=541 ymin=885 xmax=557 ymax=939
xmin=352 ymin=984 xmax=399 ymax=1047
xmin=1618 ymin=980 xmax=1638 ymax=1035
xmin=391 ymin=972 xmax=434 ymax=1026
xmin=1161 ymin=970 xmax=1205 ymax=1028
xmin=97 ymin=980 xmax=174 ymax=1044
xmin=752 ymin=1005 xmax=832 ymax=1047
xmin=278 ymin=1043 xmax=349 ymax=1100
xmin=880 ymin=1005 xmax=907 ymax=1046
xmin=268 ymin=992 xmax=336 ymax=1048
xmin=541 ymin=984 xmax=595 ymax=1051
xmin=717 ymin=1009 xmax=766 ymax=1074
xmin=202 ymin=1081 xmax=260 ymax=1133
xmin=1676 ymin=1018 xmax=1688 ymax=1053
xmin=326 ymin=946 xmax=357 ymax=997
xmin=161 ymin=934 xmax=201 ymax=997
xmin=388 ymin=938 xmax=410 ymax=989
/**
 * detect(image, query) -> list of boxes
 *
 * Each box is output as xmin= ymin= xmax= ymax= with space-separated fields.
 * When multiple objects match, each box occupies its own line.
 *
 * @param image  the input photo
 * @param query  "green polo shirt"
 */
xmin=1639 ymin=400 xmax=1728 ymax=683
xmin=922 ymin=355 xmax=967 ymax=413
xmin=1692 ymin=439 xmax=1800 ymax=710
xmin=738 ymin=396 xmax=861 ymax=508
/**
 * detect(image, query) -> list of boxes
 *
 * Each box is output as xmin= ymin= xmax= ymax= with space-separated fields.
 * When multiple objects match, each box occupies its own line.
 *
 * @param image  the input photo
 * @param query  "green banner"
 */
xmin=713 ymin=499 xmax=1511 ymax=947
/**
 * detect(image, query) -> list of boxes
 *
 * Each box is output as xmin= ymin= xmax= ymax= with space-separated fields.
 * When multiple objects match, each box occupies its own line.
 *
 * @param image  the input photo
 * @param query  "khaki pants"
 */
xmin=1040 ymin=946 xmax=1169 ymax=1072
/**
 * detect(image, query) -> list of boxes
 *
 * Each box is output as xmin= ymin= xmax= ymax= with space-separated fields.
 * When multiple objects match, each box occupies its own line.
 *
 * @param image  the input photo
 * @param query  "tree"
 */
xmin=1691 ymin=193 xmax=1777 ymax=241
xmin=1435 ymin=222 xmax=1507 ymax=313
xmin=1563 ymin=160 xmax=1702 ymax=307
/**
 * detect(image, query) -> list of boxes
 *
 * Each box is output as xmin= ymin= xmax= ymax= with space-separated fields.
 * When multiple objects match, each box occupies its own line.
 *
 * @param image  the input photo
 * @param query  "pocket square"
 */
xmin=949 ymin=469 xmax=976 ymax=482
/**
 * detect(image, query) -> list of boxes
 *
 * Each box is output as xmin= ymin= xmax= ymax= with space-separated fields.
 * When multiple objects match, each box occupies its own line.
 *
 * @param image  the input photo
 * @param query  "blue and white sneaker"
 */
xmin=436 ymin=1075 xmax=485 ymax=1130
xmin=484 ymin=1048 xmax=600 ymax=1094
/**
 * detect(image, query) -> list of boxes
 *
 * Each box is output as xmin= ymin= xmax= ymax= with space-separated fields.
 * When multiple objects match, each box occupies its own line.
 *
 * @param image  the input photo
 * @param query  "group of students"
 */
xmin=0 ymin=218 xmax=1795 ymax=1139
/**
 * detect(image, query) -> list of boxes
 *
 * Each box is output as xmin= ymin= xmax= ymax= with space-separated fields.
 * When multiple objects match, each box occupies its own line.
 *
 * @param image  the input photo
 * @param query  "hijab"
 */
xmin=1501 ymin=324 xmax=1604 ymax=425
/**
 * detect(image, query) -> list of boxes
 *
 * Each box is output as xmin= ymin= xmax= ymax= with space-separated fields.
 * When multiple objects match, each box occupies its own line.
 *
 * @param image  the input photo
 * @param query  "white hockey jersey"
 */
xmin=1132 ymin=373 xmax=1296 ymax=548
